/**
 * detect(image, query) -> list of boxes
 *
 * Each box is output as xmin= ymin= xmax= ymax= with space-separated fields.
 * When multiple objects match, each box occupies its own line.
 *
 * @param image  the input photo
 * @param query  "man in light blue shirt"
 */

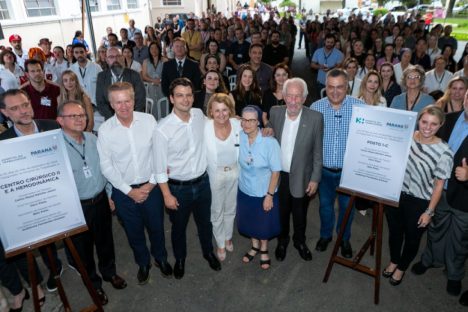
xmin=310 ymin=34 xmax=344 ymax=97
xmin=310 ymin=69 xmax=366 ymax=259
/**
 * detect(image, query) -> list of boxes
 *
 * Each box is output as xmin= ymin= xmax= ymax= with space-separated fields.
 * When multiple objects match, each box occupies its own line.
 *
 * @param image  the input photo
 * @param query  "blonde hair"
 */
xmin=206 ymin=93 xmax=235 ymax=118
xmin=59 ymin=70 xmax=87 ymax=105
xmin=418 ymin=104 xmax=445 ymax=125
xmin=358 ymin=70 xmax=383 ymax=106
xmin=436 ymin=76 xmax=468 ymax=111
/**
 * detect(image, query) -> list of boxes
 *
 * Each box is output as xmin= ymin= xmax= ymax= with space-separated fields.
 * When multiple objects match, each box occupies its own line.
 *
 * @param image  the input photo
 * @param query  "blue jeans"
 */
xmin=112 ymin=186 xmax=167 ymax=267
xmin=167 ymin=174 xmax=213 ymax=260
xmin=318 ymin=168 xmax=354 ymax=241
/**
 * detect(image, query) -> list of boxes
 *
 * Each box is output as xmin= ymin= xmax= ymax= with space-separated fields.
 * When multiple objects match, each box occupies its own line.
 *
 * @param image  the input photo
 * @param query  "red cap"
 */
xmin=9 ymin=34 xmax=21 ymax=42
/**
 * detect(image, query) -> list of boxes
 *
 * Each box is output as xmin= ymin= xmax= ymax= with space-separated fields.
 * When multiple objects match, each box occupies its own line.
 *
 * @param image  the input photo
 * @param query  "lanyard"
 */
xmin=64 ymin=135 xmax=87 ymax=166
xmin=323 ymin=49 xmax=332 ymax=65
xmin=79 ymin=66 xmax=87 ymax=80
xmin=348 ymin=80 xmax=355 ymax=95
xmin=435 ymin=71 xmax=446 ymax=88
xmin=406 ymin=91 xmax=421 ymax=111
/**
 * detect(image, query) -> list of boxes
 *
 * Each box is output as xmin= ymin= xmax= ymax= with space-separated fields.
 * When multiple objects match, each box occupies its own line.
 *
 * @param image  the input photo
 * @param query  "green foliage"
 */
xmin=373 ymin=8 xmax=389 ymax=16
xmin=279 ymin=0 xmax=297 ymax=8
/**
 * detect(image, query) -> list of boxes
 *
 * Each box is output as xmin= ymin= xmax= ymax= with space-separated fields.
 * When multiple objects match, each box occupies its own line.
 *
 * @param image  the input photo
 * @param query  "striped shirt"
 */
xmin=310 ymin=96 xmax=365 ymax=168
xmin=403 ymin=139 xmax=453 ymax=200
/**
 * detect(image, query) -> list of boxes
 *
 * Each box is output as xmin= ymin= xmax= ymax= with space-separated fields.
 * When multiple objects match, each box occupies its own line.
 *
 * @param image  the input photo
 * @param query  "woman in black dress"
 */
xmin=261 ymin=63 xmax=292 ymax=125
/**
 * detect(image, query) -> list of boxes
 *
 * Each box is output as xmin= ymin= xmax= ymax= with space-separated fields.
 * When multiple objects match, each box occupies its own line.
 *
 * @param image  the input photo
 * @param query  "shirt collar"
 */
xmin=14 ymin=120 xmax=38 ymax=137
xmin=285 ymin=107 xmax=302 ymax=122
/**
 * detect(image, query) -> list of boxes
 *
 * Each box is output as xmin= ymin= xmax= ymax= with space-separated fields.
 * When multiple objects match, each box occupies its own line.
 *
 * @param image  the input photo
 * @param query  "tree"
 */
xmin=279 ymin=0 xmax=297 ymax=8
xmin=446 ymin=0 xmax=456 ymax=17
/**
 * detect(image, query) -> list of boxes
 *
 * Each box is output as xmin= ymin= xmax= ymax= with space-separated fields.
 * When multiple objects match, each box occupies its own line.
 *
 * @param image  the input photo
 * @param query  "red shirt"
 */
xmin=22 ymin=82 xmax=60 ymax=120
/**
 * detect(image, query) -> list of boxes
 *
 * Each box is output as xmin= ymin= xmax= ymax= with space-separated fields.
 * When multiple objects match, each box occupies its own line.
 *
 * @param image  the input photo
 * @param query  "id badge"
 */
xmin=83 ymin=166 xmax=93 ymax=179
xmin=237 ymin=53 xmax=243 ymax=59
xmin=40 ymin=97 xmax=51 ymax=107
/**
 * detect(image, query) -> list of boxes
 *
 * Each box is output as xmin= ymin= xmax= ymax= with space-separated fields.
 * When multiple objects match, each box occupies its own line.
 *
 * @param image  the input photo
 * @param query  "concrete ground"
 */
xmin=5 ymin=42 xmax=467 ymax=312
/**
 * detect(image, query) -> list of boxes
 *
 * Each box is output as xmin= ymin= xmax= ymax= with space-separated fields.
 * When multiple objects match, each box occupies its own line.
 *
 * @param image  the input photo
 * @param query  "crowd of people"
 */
xmin=0 ymin=6 xmax=467 ymax=311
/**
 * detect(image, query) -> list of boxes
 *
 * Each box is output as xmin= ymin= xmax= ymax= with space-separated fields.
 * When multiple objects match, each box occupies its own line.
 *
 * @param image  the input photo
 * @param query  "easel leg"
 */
xmin=26 ymin=251 xmax=40 ymax=312
xmin=370 ymin=203 xmax=378 ymax=256
xmin=323 ymin=195 xmax=356 ymax=282
xmin=374 ymin=203 xmax=384 ymax=304
xmin=64 ymin=237 xmax=103 ymax=311
xmin=46 ymin=245 xmax=71 ymax=311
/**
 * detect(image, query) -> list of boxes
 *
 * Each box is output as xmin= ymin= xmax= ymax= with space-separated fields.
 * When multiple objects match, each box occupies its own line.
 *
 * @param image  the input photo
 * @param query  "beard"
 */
xmin=111 ymin=62 xmax=123 ymax=76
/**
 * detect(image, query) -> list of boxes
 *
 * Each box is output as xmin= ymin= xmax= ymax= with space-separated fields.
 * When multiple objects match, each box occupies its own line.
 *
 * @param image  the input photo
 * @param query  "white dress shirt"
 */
xmin=154 ymin=108 xmax=207 ymax=182
xmin=348 ymin=78 xmax=361 ymax=97
xmin=281 ymin=109 xmax=302 ymax=173
xmin=97 ymin=112 xmax=157 ymax=195
xmin=70 ymin=60 xmax=103 ymax=105
xmin=424 ymin=69 xmax=453 ymax=93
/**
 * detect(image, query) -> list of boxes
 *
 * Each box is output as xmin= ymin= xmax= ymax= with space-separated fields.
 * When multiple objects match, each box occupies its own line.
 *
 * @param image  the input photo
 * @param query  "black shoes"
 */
xmin=340 ymin=240 xmax=353 ymax=259
xmin=155 ymin=260 xmax=173 ymax=278
xmin=95 ymin=288 xmax=108 ymax=306
xmin=447 ymin=279 xmax=462 ymax=296
xmin=204 ymin=252 xmax=222 ymax=272
xmin=275 ymin=243 xmax=288 ymax=261
xmin=173 ymin=259 xmax=185 ymax=280
xmin=9 ymin=288 xmax=29 ymax=312
xmin=460 ymin=290 xmax=468 ymax=306
xmin=103 ymin=274 xmax=127 ymax=289
xmin=137 ymin=264 xmax=151 ymax=285
xmin=315 ymin=237 xmax=332 ymax=252
xmin=294 ymin=243 xmax=312 ymax=261
xmin=389 ymin=271 xmax=405 ymax=286
xmin=411 ymin=261 xmax=431 ymax=275
xmin=46 ymin=265 xmax=64 ymax=292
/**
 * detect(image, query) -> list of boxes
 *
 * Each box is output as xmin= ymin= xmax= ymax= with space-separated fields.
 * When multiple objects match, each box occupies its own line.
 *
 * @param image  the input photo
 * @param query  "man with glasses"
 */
xmin=154 ymin=78 xmax=221 ymax=280
xmin=96 ymin=47 xmax=146 ymax=120
xmin=310 ymin=69 xmax=366 ymax=259
xmin=56 ymin=101 xmax=127 ymax=305
xmin=132 ymin=32 xmax=149 ymax=65
xmin=268 ymin=78 xmax=323 ymax=262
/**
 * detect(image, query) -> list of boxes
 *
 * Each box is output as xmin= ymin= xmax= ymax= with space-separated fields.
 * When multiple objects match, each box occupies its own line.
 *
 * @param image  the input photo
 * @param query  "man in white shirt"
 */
xmin=70 ymin=43 xmax=104 ymax=130
xmin=97 ymin=82 xmax=171 ymax=285
xmin=267 ymin=78 xmax=324 ymax=262
xmin=9 ymin=34 xmax=28 ymax=69
xmin=154 ymin=77 xmax=221 ymax=279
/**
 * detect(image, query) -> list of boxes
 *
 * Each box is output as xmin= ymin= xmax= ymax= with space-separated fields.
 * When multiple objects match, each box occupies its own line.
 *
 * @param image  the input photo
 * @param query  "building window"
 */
xmin=162 ymin=0 xmax=181 ymax=5
xmin=106 ymin=0 xmax=120 ymax=10
xmin=0 ymin=0 xmax=10 ymax=19
xmin=79 ymin=0 xmax=99 ymax=12
xmin=127 ymin=0 xmax=137 ymax=9
xmin=24 ymin=0 xmax=57 ymax=17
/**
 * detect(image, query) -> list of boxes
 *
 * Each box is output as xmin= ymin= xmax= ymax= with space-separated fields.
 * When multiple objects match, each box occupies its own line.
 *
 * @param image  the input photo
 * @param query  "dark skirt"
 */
xmin=237 ymin=189 xmax=280 ymax=240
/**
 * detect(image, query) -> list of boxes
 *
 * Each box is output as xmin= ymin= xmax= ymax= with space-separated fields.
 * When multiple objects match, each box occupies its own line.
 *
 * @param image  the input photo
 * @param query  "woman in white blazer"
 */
xmin=204 ymin=93 xmax=242 ymax=261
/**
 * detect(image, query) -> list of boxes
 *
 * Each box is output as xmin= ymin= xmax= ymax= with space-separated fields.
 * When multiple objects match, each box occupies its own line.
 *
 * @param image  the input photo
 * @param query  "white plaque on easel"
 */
xmin=340 ymin=105 xmax=417 ymax=203
xmin=0 ymin=129 xmax=86 ymax=254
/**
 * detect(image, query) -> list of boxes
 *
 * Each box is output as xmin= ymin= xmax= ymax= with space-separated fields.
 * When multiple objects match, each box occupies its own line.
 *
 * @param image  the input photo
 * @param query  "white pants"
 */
xmin=210 ymin=166 xmax=238 ymax=249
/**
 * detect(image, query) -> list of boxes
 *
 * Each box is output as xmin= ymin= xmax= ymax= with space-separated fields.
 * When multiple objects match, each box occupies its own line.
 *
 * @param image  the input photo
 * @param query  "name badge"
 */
xmin=40 ymin=97 xmax=51 ymax=107
xmin=237 ymin=53 xmax=243 ymax=59
xmin=83 ymin=166 xmax=93 ymax=179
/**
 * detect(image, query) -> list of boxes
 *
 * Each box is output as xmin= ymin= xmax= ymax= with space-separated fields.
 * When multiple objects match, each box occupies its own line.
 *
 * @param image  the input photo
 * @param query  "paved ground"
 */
xmin=4 ymin=43 xmax=467 ymax=312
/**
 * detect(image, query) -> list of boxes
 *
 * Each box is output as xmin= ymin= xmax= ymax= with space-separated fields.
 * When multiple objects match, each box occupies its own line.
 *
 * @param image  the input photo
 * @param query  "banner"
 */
xmin=0 ymin=129 xmax=86 ymax=253
xmin=340 ymin=105 xmax=417 ymax=203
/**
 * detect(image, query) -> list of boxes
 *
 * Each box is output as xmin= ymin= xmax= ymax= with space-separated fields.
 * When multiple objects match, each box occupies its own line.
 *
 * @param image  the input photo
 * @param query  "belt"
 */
xmin=80 ymin=190 xmax=105 ymax=206
xmin=323 ymin=167 xmax=342 ymax=173
xmin=168 ymin=172 xmax=207 ymax=185
xmin=130 ymin=181 xmax=149 ymax=188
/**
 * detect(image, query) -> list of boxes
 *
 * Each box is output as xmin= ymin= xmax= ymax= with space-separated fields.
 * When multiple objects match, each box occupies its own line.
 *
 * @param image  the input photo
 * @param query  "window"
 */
xmin=24 ymin=0 xmax=57 ymax=17
xmin=0 ymin=0 xmax=10 ymax=19
xmin=106 ymin=0 xmax=120 ymax=10
xmin=162 ymin=0 xmax=181 ymax=5
xmin=79 ymin=0 xmax=99 ymax=12
xmin=127 ymin=0 xmax=137 ymax=9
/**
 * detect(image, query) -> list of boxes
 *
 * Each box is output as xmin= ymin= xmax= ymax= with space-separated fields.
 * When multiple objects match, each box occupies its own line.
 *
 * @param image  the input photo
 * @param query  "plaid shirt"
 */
xmin=310 ymin=96 xmax=365 ymax=169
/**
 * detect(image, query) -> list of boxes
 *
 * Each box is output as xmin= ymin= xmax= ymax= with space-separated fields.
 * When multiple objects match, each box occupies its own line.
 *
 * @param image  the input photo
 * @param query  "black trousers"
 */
xmin=277 ymin=171 xmax=310 ymax=245
xmin=385 ymin=193 xmax=428 ymax=271
xmin=0 ymin=240 xmax=43 ymax=296
xmin=69 ymin=191 xmax=116 ymax=289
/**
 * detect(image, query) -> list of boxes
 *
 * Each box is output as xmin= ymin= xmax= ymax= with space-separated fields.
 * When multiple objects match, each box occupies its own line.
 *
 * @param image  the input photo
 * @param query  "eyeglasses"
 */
xmin=60 ymin=114 xmax=87 ymax=120
xmin=241 ymin=118 xmax=258 ymax=124
xmin=407 ymin=75 xmax=421 ymax=80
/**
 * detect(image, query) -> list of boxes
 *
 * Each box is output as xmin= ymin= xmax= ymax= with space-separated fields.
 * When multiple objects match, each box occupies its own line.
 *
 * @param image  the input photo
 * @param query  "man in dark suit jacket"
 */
xmin=96 ymin=47 xmax=146 ymax=120
xmin=161 ymin=37 xmax=201 ymax=97
xmin=0 ymin=88 xmax=63 ymax=292
xmin=412 ymin=97 xmax=468 ymax=304
xmin=267 ymin=78 xmax=324 ymax=262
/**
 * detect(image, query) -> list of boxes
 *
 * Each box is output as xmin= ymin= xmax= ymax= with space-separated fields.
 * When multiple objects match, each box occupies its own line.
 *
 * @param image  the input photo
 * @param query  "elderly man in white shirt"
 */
xmin=97 ymin=82 xmax=171 ymax=286
xmin=425 ymin=55 xmax=453 ymax=94
xmin=154 ymin=77 xmax=221 ymax=280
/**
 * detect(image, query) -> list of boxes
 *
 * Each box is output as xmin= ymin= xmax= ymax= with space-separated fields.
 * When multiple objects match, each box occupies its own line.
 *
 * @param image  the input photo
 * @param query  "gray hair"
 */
xmin=283 ymin=78 xmax=308 ymax=99
xmin=401 ymin=65 xmax=426 ymax=90
xmin=241 ymin=105 xmax=259 ymax=119
xmin=57 ymin=100 xmax=84 ymax=116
